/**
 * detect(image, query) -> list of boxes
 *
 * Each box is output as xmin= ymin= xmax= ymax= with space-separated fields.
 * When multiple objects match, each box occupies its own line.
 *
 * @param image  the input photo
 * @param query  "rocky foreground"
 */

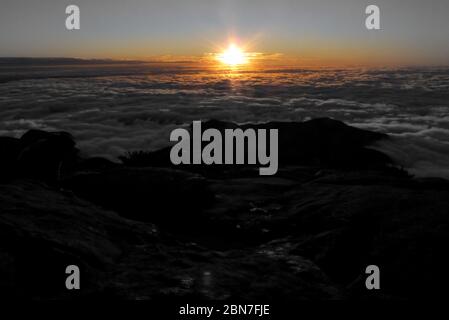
xmin=1 ymin=118 xmax=449 ymax=300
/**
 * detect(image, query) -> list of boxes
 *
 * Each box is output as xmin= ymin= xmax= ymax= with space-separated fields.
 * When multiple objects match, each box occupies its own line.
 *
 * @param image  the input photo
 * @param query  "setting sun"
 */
xmin=217 ymin=44 xmax=248 ymax=66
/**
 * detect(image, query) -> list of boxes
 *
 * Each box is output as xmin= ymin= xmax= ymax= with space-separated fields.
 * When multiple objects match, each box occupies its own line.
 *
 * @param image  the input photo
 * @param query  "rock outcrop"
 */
xmin=0 ymin=179 xmax=341 ymax=300
xmin=120 ymin=118 xmax=394 ymax=173
xmin=62 ymin=167 xmax=214 ymax=224
xmin=0 ymin=129 xmax=79 ymax=182
xmin=1 ymin=119 xmax=448 ymax=300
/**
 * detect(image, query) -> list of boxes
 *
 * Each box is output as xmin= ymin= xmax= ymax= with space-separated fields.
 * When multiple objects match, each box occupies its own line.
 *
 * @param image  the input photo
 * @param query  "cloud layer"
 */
xmin=1 ymin=63 xmax=448 ymax=177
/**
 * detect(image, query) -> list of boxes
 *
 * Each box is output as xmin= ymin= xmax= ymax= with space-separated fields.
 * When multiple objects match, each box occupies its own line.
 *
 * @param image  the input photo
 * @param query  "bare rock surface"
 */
xmin=1 ymin=118 xmax=449 ymax=300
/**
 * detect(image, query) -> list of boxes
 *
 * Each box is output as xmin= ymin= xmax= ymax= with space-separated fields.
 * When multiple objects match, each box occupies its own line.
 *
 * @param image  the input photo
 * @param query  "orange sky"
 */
xmin=1 ymin=0 xmax=449 ymax=67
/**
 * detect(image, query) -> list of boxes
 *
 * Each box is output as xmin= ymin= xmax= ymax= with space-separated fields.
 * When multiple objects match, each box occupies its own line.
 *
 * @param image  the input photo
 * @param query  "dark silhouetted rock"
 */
xmin=0 ymin=180 xmax=341 ymax=300
xmin=198 ymin=167 xmax=449 ymax=299
xmin=18 ymin=129 xmax=79 ymax=181
xmin=75 ymin=156 xmax=119 ymax=172
xmin=120 ymin=118 xmax=393 ymax=173
xmin=0 ymin=180 xmax=156 ymax=299
xmin=203 ymin=118 xmax=392 ymax=169
xmin=62 ymin=167 xmax=215 ymax=224
xmin=0 ymin=136 xmax=21 ymax=181
xmin=1 ymin=120 xmax=448 ymax=301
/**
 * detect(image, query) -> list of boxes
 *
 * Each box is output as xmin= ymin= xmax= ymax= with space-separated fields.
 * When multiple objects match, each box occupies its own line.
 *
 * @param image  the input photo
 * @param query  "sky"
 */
xmin=1 ymin=0 xmax=449 ymax=66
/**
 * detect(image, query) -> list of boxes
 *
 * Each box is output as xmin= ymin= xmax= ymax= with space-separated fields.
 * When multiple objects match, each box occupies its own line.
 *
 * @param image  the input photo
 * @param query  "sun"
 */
xmin=217 ymin=44 xmax=248 ymax=66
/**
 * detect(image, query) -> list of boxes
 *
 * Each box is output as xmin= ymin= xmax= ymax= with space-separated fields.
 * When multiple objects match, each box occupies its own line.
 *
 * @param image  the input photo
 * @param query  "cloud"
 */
xmin=374 ymin=136 xmax=449 ymax=179
xmin=0 ymin=63 xmax=448 ymax=178
xmin=285 ymin=97 xmax=397 ymax=110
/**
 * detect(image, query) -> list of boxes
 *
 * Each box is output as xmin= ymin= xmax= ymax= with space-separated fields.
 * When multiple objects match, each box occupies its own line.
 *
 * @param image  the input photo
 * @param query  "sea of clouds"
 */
xmin=1 ymin=61 xmax=448 ymax=178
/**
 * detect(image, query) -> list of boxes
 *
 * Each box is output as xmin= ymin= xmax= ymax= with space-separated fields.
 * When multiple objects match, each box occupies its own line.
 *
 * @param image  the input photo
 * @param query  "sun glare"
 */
xmin=217 ymin=44 xmax=248 ymax=66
